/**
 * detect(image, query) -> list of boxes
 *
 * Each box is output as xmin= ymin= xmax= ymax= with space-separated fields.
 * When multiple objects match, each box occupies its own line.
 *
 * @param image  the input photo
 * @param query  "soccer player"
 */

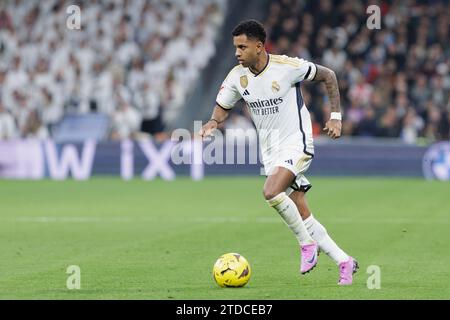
xmin=198 ymin=20 xmax=358 ymax=285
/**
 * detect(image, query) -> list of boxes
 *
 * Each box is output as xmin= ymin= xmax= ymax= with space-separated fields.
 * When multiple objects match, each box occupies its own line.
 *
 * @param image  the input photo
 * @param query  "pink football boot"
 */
xmin=300 ymin=242 xmax=318 ymax=274
xmin=338 ymin=256 xmax=359 ymax=285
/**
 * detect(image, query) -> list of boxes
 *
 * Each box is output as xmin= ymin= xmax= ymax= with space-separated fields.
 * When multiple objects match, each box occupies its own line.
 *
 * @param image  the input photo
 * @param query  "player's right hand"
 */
xmin=198 ymin=120 xmax=218 ymax=139
xmin=323 ymin=119 xmax=342 ymax=139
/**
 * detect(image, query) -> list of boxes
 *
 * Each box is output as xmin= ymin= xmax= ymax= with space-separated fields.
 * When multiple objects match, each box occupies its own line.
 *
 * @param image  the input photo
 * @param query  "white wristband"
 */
xmin=330 ymin=112 xmax=342 ymax=121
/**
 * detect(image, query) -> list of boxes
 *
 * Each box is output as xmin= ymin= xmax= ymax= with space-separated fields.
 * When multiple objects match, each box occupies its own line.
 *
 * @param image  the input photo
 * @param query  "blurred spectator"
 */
xmin=322 ymin=44 xmax=347 ymax=74
xmin=38 ymin=87 xmax=63 ymax=128
xmin=358 ymin=107 xmax=378 ymax=137
xmin=348 ymin=74 xmax=373 ymax=107
xmin=21 ymin=109 xmax=49 ymax=139
xmin=342 ymin=98 xmax=364 ymax=136
xmin=136 ymin=81 xmax=169 ymax=142
xmin=0 ymin=102 xmax=16 ymax=140
xmin=110 ymin=95 xmax=142 ymax=141
xmin=401 ymin=107 xmax=424 ymax=145
xmin=378 ymin=107 xmax=401 ymax=138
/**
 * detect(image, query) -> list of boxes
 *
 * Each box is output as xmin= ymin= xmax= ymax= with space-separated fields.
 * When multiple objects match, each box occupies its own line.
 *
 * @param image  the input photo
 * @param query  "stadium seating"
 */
xmin=0 ymin=0 xmax=448 ymax=144
xmin=0 ymin=0 xmax=227 ymax=140
xmin=261 ymin=0 xmax=449 ymax=143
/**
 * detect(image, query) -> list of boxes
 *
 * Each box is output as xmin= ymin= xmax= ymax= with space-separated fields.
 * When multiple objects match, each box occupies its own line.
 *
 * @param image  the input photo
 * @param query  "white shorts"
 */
xmin=263 ymin=148 xmax=313 ymax=196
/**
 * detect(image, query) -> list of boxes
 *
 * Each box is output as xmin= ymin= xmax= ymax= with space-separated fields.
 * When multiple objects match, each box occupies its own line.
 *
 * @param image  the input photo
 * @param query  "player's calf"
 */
xmin=266 ymin=192 xmax=314 ymax=245
xmin=266 ymin=192 xmax=318 ymax=275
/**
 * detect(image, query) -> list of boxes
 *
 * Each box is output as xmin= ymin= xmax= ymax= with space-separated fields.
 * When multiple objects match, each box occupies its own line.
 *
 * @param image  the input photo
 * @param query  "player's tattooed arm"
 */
xmin=311 ymin=64 xmax=341 ymax=114
xmin=310 ymin=64 xmax=342 ymax=139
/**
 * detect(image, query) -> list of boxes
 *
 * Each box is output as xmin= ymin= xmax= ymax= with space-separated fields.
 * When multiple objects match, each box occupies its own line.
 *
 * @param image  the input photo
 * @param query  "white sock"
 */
xmin=304 ymin=214 xmax=349 ymax=265
xmin=267 ymin=192 xmax=314 ymax=245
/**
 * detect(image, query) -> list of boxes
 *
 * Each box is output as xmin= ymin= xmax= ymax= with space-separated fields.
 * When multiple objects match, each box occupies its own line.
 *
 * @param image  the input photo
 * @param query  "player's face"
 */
xmin=233 ymin=35 xmax=262 ymax=68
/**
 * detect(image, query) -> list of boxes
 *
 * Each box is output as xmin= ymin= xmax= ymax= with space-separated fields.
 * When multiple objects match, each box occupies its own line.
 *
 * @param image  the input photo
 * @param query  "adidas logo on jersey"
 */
xmin=285 ymin=159 xmax=293 ymax=165
xmin=243 ymin=89 xmax=250 ymax=96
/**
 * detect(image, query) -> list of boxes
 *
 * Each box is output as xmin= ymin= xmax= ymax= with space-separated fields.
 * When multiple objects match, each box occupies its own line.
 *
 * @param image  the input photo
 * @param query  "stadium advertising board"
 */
xmin=0 ymin=139 xmax=444 ymax=180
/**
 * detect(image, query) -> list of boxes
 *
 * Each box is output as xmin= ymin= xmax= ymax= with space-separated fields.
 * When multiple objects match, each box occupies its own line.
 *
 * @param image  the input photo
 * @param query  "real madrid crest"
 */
xmin=240 ymin=75 xmax=248 ymax=88
xmin=271 ymin=80 xmax=280 ymax=93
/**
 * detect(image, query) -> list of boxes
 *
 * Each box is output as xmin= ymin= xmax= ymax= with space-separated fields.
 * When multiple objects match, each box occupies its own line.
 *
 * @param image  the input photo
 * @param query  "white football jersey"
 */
xmin=216 ymin=54 xmax=317 ymax=163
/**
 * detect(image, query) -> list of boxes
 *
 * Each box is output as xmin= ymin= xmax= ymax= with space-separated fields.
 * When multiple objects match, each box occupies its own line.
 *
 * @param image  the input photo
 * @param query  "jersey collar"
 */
xmin=249 ymin=53 xmax=270 ymax=77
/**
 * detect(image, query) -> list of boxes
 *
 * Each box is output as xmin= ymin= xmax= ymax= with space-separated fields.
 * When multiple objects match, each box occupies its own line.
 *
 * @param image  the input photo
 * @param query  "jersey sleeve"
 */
xmin=290 ymin=58 xmax=317 ymax=83
xmin=216 ymin=68 xmax=242 ymax=110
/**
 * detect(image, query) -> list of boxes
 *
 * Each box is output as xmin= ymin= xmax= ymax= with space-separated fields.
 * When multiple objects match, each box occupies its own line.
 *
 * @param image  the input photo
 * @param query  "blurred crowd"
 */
xmin=0 ymin=0 xmax=225 ymax=141
xmin=259 ymin=0 xmax=449 ymax=144
xmin=1 ymin=0 xmax=448 ymax=145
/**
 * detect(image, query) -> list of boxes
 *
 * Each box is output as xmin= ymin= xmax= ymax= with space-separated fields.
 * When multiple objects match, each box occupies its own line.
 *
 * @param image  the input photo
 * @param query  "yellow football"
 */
xmin=213 ymin=253 xmax=251 ymax=287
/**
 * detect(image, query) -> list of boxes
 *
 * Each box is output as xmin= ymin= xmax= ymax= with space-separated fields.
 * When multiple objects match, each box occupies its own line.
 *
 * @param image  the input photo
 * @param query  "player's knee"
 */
xmin=263 ymin=187 xmax=283 ymax=201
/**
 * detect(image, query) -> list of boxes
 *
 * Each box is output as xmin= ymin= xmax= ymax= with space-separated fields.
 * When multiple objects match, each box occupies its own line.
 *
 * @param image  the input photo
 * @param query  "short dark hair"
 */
xmin=232 ymin=19 xmax=266 ymax=44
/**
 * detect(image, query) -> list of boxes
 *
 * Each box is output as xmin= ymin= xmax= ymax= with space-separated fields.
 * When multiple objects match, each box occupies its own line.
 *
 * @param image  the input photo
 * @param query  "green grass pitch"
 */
xmin=0 ymin=177 xmax=449 ymax=299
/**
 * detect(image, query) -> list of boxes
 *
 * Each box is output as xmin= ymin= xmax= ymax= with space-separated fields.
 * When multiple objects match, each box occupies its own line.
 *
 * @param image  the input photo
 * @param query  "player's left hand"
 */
xmin=323 ymin=119 xmax=342 ymax=139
